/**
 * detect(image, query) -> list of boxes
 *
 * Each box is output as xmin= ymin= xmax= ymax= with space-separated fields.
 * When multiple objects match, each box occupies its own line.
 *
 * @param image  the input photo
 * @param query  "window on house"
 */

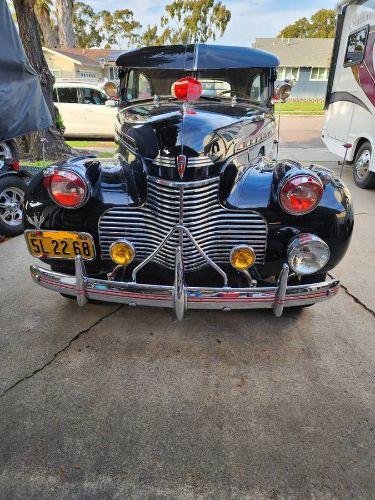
xmin=310 ymin=67 xmax=329 ymax=81
xmin=345 ymin=26 xmax=369 ymax=66
xmin=78 ymin=71 xmax=98 ymax=79
xmin=52 ymin=69 xmax=61 ymax=79
xmin=57 ymin=87 xmax=78 ymax=103
xmin=108 ymin=66 xmax=118 ymax=80
xmin=278 ymin=66 xmax=300 ymax=81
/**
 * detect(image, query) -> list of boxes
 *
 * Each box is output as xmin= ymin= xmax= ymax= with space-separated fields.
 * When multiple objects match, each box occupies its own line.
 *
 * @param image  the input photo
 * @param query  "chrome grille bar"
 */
xmin=153 ymin=155 xmax=214 ymax=168
xmin=99 ymin=177 xmax=268 ymax=272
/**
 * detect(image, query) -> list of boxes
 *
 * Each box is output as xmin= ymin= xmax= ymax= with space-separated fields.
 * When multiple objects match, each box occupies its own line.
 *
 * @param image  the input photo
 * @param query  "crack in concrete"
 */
xmin=354 ymin=212 xmax=375 ymax=216
xmin=0 ymin=305 xmax=123 ymax=399
xmin=328 ymin=273 xmax=375 ymax=318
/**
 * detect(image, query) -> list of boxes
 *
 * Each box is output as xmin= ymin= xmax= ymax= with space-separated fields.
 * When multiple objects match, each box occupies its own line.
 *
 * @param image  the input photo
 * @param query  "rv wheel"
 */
xmin=353 ymin=141 xmax=375 ymax=189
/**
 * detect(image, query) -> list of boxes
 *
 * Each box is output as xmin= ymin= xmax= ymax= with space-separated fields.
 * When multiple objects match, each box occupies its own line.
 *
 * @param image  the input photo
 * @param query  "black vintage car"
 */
xmin=24 ymin=45 xmax=353 ymax=319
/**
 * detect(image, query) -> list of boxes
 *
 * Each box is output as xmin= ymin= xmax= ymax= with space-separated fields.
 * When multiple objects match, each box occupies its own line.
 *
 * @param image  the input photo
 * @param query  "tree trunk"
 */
xmin=13 ymin=0 xmax=76 ymax=160
xmin=56 ymin=0 xmax=76 ymax=48
xmin=35 ymin=6 xmax=59 ymax=48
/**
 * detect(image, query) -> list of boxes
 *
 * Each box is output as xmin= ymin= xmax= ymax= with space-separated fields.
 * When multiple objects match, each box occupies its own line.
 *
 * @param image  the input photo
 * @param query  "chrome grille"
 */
xmin=99 ymin=177 xmax=267 ymax=272
xmin=153 ymin=155 xmax=213 ymax=168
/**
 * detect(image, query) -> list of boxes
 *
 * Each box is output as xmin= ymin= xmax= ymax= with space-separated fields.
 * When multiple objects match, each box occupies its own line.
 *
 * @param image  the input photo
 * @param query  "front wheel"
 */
xmin=0 ymin=176 xmax=26 ymax=236
xmin=353 ymin=141 xmax=375 ymax=188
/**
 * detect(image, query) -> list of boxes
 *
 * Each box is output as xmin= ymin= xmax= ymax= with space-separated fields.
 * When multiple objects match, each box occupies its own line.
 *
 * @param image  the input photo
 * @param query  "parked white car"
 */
xmin=53 ymin=81 xmax=117 ymax=138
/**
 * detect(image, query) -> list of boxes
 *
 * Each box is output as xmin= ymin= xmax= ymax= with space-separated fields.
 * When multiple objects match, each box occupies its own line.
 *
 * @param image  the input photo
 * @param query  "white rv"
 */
xmin=322 ymin=0 xmax=375 ymax=188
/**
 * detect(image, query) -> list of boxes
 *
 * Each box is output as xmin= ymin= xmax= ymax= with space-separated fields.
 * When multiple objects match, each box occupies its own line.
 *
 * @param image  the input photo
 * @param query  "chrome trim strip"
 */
xmin=147 ymin=176 xmax=219 ymax=188
xmin=153 ymin=155 xmax=214 ymax=169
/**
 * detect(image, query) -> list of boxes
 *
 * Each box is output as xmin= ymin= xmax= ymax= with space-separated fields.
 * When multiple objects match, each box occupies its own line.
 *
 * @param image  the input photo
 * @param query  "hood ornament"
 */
xmin=27 ymin=213 xmax=45 ymax=230
xmin=176 ymin=154 xmax=187 ymax=179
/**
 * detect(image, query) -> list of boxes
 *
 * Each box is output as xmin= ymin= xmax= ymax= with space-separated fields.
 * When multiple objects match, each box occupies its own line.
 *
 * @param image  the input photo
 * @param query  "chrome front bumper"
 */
xmin=30 ymin=255 xmax=340 ymax=319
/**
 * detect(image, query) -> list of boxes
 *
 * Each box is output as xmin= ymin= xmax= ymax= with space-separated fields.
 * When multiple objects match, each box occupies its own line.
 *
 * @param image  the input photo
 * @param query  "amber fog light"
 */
xmin=109 ymin=240 xmax=135 ymax=266
xmin=230 ymin=245 xmax=256 ymax=270
xmin=287 ymin=234 xmax=330 ymax=275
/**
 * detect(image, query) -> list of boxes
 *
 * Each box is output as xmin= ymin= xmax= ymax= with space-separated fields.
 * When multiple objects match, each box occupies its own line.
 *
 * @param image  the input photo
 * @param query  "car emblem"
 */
xmin=26 ymin=213 xmax=45 ymax=230
xmin=176 ymin=154 xmax=187 ymax=179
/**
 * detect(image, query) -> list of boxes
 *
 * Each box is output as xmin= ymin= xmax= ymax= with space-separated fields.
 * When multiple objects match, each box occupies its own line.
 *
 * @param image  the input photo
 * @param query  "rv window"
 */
xmin=345 ymin=26 xmax=369 ymax=66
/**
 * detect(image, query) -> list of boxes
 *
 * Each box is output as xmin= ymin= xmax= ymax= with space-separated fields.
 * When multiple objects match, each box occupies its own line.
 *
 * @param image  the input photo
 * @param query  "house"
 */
xmin=42 ymin=47 xmax=123 ymax=82
xmin=253 ymin=38 xmax=334 ymax=101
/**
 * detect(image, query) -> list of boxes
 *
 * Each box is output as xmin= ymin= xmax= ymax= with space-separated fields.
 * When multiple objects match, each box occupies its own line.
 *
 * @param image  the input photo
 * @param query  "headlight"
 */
xmin=287 ymin=234 xmax=330 ymax=275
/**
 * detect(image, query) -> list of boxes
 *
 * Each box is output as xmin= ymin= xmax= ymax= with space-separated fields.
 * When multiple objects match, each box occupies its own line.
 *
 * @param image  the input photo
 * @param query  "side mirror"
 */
xmin=275 ymin=79 xmax=295 ymax=102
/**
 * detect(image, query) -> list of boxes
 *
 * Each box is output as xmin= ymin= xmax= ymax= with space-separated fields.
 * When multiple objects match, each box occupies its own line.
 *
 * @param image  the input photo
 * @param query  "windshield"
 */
xmin=120 ymin=68 xmax=270 ymax=106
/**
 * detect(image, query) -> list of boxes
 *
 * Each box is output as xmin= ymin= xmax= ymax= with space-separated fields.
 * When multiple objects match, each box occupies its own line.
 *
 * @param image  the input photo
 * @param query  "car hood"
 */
xmin=117 ymin=100 xmax=273 ymax=157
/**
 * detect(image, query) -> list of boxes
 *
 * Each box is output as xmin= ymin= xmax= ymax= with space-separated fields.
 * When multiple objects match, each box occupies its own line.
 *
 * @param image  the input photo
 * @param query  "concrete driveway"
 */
xmin=0 ymin=119 xmax=374 ymax=499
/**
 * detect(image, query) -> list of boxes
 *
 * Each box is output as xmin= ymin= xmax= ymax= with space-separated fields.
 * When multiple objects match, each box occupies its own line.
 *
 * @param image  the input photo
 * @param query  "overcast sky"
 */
xmin=87 ymin=0 xmax=337 ymax=47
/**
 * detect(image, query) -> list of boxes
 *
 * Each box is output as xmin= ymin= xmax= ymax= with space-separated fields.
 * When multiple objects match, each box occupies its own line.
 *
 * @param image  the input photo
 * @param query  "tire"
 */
xmin=0 ymin=176 xmax=27 ymax=236
xmin=353 ymin=141 xmax=375 ymax=189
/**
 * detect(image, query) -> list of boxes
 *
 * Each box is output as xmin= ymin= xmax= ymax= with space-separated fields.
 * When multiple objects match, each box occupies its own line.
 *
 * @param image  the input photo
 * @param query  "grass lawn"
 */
xmin=22 ymin=151 xmax=115 ymax=167
xmin=66 ymin=140 xmax=116 ymax=148
xmin=275 ymin=101 xmax=325 ymax=115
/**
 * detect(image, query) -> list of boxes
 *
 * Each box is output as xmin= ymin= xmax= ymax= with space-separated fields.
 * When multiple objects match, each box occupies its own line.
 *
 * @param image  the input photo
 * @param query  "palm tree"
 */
xmin=55 ymin=0 xmax=76 ymax=48
xmin=34 ymin=0 xmax=59 ymax=48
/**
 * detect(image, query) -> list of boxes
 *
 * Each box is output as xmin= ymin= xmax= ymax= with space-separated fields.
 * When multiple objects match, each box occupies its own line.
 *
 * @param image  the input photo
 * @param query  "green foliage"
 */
xmin=73 ymin=2 xmax=101 ymax=48
xmin=278 ymin=9 xmax=335 ymax=39
xmin=73 ymin=2 xmax=141 ymax=48
xmin=139 ymin=0 xmax=231 ymax=46
xmin=55 ymin=110 xmax=65 ymax=131
xmin=100 ymin=9 xmax=141 ymax=48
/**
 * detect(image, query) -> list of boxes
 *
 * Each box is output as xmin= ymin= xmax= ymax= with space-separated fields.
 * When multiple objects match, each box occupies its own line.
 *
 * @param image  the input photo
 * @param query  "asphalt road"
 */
xmin=0 ymin=120 xmax=375 ymax=499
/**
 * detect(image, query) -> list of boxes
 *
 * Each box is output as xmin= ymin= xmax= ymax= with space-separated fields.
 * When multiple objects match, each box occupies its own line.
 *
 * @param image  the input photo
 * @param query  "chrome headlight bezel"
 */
xmin=287 ymin=233 xmax=330 ymax=275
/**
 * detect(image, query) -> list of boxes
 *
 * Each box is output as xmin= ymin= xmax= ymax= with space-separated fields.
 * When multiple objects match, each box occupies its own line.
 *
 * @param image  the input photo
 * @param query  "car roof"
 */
xmin=116 ymin=44 xmax=279 ymax=70
xmin=54 ymin=81 xmax=102 ymax=90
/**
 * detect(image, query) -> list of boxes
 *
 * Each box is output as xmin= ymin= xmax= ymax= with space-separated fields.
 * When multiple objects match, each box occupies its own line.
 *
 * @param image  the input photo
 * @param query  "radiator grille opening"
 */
xmin=99 ymin=177 xmax=267 ymax=272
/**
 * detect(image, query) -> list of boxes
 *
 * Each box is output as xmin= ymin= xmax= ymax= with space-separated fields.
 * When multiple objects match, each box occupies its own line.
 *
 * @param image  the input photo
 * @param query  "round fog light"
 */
xmin=287 ymin=234 xmax=330 ymax=275
xmin=109 ymin=240 xmax=135 ymax=266
xmin=230 ymin=245 xmax=256 ymax=270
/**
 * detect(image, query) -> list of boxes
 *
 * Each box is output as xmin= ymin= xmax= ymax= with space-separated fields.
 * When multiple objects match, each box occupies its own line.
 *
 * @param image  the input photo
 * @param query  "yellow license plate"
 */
xmin=25 ymin=230 xmax=95 ymax=260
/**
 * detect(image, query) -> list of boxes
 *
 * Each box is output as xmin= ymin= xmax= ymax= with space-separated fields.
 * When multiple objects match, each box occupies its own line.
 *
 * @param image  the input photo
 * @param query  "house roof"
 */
xmin=108 ymin=49 xmax=126 ymax=63
xmin=253 ymin=38 xmax=334 ymax=67
xmin=44 ymin=47 xmax=127 ymax=65
xmin=44 ymin=48 xmax=110 ymax=66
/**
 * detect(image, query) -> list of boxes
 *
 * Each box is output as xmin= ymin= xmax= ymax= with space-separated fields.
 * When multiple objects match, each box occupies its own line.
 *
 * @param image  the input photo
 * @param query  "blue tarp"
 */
xmin=0 ymin=0 xmax=52 ymax=141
